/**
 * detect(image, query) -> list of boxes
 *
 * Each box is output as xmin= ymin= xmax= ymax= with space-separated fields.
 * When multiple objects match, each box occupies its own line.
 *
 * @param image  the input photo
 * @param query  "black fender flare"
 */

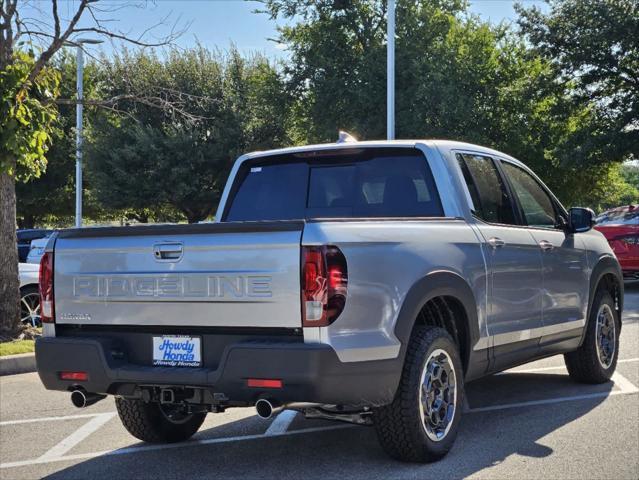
xmin=393 ymin=270 xmax=481 ymax=376
xmin=582 ymin=255 xmax=624 ymax=346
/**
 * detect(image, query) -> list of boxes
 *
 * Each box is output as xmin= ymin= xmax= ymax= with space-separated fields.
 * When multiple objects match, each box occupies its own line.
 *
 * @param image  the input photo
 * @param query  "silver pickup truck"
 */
xmin=35 ymin=139 xmax=623 ymax=462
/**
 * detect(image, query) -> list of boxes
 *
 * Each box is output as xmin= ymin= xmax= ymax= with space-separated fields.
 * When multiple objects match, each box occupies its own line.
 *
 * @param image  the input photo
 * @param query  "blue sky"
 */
xmin=22 ymin=0 xmax=548 ymax=58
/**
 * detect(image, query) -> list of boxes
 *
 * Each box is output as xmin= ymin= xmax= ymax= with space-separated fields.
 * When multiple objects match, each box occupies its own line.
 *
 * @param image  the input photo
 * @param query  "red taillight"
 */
xmin=301 ymin=246 xmax=347 ymax=327
xmin=39 ymin=251 xmax=54 ymax=323
xmin=247 ymin=378 xmax=283 ymax=389
xmin=59 ymin=371 xmax=88 ymax=381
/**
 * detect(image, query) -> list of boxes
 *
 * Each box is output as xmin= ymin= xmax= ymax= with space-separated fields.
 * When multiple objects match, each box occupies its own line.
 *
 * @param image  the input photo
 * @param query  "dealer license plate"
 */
xmin=152 ymin=335 xmax=201 ymax=367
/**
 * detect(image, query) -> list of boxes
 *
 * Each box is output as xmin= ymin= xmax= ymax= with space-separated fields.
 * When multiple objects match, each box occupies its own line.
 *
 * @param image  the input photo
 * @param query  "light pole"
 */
xmin=387 ymin=0 xmax=395 ymax=140
xmin=70 ymin=38 xmax=103 ymax=228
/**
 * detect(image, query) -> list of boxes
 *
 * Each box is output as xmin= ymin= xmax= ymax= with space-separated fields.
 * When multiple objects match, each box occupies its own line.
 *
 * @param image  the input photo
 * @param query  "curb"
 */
xmin=0 ymin=353 xmax=36 ymax=376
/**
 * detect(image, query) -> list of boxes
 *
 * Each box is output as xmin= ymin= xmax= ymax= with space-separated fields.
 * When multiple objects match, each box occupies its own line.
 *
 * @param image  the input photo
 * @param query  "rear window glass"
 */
xmin=224 ymin=149 xmax=443 ymax=221
xmin=225 ymin=162 xmax=308 ymax=222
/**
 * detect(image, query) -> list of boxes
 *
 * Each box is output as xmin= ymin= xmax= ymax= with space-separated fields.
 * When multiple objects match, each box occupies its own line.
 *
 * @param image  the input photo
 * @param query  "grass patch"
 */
xmin=0 ymin=339 xmax=35 ymax=356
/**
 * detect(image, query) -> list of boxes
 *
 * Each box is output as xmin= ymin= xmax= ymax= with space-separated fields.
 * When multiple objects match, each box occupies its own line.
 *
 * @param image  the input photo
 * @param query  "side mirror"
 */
xmin=568 ymin=207 xmax=595 ymax=233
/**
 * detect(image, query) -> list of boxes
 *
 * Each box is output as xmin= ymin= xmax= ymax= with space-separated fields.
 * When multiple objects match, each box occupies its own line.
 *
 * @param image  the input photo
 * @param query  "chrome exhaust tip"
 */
xmin=255 ymin=399 xmax=283 ymax=419
xmin=71 ymin=389 xmax=105 ymax=409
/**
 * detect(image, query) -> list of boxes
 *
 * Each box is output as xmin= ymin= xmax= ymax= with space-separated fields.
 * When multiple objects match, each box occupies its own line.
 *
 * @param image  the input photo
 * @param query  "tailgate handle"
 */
xmin=153 ymin=243 xmax=183 ymax=261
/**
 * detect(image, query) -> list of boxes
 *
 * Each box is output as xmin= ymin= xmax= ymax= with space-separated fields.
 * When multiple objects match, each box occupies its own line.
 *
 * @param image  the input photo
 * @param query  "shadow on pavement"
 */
xmin=44 ymin=372 xmax=614 ymax=480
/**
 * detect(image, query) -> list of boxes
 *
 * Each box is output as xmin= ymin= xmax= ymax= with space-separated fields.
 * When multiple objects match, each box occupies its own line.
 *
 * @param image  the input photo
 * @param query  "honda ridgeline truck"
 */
xmin=35 ymin=139 xmax=623 ymax=462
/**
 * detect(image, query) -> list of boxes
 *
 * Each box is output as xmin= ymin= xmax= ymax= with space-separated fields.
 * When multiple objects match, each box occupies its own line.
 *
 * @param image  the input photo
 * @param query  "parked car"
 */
xmin=26 ymin=235 xmax=51 ymax=264
xmin=19 ymin=263 xmax=40 ymax=327
xmin=35 ymin=139 xmax=623 ymax=463
xmin=595 ymin=205 xmax=639 ymax=280
xmin=17 ymin=229 xmax=52 ymax=263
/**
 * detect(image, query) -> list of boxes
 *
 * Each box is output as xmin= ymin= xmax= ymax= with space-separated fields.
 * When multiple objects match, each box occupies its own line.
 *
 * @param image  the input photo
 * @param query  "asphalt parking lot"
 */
xmin=1 ymin=284 xmax=638 ymax=480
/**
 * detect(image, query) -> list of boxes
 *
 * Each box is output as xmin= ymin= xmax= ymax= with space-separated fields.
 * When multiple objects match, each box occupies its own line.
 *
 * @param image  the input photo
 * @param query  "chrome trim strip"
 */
xmin=492 ymin=319 xmax=586 ymax=347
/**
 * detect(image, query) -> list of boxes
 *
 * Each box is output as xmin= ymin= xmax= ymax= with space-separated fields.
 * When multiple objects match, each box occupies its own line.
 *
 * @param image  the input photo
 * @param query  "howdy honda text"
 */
xmin=72 ymin=274 xmax=273 ymax=300
xmin=152 ymin=336 xmax=201 ymax=367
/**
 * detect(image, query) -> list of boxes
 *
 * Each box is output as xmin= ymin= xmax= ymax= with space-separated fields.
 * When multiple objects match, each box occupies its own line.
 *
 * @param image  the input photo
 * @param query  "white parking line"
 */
xmin=1 ymin=357 xmax=637 ymax=470
xmin=0 ymin=412 xmax=115 ymax=427
xmin=37 ymin=413 xmax=116 ymax=461
xmin=468 ymin=372 xmax=638 ymax=413
xmin=611 ymin=371 xmax=639 ymax=394
xmin=498 ymin=357 xmax=639 ymax=375
xmin=0 ymin=423 xmax=353 ymax=469
xmin=264 ymin=410 xmax=298 ymax=436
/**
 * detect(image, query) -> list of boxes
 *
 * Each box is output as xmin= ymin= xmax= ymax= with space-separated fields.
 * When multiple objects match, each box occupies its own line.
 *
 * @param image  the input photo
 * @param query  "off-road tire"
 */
xmin=115 ymin=398 xmax=206 ymax=443
xmin=564 ymin=290 xmax=620 ymax=384
xmin=374 ymin=326 xmax=464 ymax=463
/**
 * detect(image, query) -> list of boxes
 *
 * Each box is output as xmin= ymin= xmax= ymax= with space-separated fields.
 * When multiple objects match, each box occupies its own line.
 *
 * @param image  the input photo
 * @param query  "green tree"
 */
xmin=0 ymin=48 xmax=60 ymax=334
xmin=1 ymin=0 xmax=186 ymax=335
xmin=261 ymin=0 xmax=618 ymax=206
xmin=516 ymin=0 xmax=639 ymax=163
xmin=15 ymin=53 xmax=85 ymax=228
xmin=621 ymin=163 xmax=639 ymax=191
xmin=87 ymin=47 xmax=290 ymax=223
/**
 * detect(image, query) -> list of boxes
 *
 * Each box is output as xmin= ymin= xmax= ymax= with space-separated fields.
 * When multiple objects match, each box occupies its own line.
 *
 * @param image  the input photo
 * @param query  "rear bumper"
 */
xmin=35 ymin=336 xmax=401 ymax=407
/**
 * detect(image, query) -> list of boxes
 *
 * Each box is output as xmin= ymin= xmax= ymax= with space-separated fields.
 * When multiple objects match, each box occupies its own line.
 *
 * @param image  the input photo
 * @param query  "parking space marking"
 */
xmin=611 ymin=371 xmax=639 ymax=394
xmin=264 ymin=409 xmax=297 ymax=436
xmin=37 ymin=413 xmax=117 ymax=462
xmin=0 ymin=412 xmax=115 ymax=427
xmin=1 ymin=357 xmax=637 ymax=470
xmin=0 ymin=423 xmax=353 ymax=470
xmin=468 ymin=372 xmax=638 ymax=413
xmin=498 ymin=357 xmax=639 ymax=375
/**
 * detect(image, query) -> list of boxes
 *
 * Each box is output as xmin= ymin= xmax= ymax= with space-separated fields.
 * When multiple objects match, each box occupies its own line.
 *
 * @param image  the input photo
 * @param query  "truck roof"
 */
xmin=239 ymin=139 xmax=522 ymax=166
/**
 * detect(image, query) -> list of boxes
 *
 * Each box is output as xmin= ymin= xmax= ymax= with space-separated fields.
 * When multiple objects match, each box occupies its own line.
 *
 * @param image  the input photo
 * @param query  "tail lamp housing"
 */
xmin=301 ymin=245 xmax=347 ymax=327
xmin=39 ymin=251 xmax=55 ymax=323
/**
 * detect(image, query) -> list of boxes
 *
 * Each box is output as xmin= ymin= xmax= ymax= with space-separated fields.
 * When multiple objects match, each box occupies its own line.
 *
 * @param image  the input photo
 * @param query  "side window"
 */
xmin=456 ymin=153 xmax=516 ymax=225
xmin=500 ymin=162 xmax=558 ymax=229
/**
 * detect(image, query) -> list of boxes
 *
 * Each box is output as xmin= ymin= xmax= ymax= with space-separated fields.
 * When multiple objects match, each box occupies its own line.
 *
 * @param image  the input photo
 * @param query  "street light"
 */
xmin=66 ymin=38 xmax=104 ymax=228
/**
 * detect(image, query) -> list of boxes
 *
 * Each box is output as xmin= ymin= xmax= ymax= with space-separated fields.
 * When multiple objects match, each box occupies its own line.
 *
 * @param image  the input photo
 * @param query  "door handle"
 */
xmin=487 ymin=237 xmax=506 ymax=249
xmin=153 ymin=242 xmax=184 ymax=261
xmin=539 ymin=240 xmax=554 ymax=251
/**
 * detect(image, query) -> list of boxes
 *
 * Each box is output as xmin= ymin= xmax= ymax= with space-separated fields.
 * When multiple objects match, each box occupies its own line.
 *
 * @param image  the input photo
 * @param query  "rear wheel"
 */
xmin=564 ymin=290 xmax=620 ymax=384
xmin=374 ymin=326 xmax=463 ymax=463
xmin=115 ymin=398 xmax=206 ymax=443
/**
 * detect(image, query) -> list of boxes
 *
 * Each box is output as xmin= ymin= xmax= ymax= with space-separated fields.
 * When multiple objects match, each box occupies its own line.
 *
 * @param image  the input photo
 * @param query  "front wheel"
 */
xmin=564 ymin=290 xmax=620 ymax=384
xmin=374 ymin=326 xmax=463 ymax=463
xmin=116 ymin=398 xmax=206 ymax=443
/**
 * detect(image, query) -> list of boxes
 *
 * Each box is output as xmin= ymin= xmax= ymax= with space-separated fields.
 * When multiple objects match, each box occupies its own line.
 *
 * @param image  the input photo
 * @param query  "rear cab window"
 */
xmin=224 ymin=148 xmax=444 ymax=221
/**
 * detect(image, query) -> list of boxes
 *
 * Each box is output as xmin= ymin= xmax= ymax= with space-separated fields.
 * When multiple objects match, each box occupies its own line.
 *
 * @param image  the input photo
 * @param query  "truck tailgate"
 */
xmin=53 ymin=222 xmax=303 ymax=328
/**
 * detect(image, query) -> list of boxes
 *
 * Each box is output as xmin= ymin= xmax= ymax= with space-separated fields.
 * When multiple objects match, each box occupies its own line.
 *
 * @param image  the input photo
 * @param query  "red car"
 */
xmin=595 ymin=204 xmax=639 ymax=280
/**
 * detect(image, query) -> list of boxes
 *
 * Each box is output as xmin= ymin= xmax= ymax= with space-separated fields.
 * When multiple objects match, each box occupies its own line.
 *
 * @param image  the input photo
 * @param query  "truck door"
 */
xmin=456 ymin=153 xmax=544 ymax=370
xmin=499 ymin=160 xmax=589 ymax=346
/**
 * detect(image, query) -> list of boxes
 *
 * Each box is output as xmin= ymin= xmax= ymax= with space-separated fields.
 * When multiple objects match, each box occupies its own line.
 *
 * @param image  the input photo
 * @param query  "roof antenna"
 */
xmin=336 ymin=131 xmax=358 ymax=143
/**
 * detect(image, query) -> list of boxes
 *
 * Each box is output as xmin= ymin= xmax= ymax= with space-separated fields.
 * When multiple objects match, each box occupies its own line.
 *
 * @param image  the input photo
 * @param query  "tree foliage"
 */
xmin=517 ymin=0 xmax=639 ymax=162
xmin=87 ymin=47 xmax=290 ymax=223
xmin=261 ymin=0 xmax=633 ymax=206
xmin=0 ymin=50 xmax=59 ymax=178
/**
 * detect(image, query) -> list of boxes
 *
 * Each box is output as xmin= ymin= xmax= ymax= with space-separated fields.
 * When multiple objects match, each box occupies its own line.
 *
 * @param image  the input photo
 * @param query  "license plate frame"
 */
xmin=152 ymin=335 xmax=202 ymax=367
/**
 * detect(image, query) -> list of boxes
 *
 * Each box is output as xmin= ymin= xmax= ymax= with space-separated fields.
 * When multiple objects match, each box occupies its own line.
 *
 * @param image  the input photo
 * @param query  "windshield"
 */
xmin=596 ymin=207 xmax=639 ymax=226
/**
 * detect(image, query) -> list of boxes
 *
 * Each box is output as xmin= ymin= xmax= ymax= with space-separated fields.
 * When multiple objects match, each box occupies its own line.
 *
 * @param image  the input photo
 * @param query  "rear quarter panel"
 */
xmin=302 ymin=219 xmax=488 ymax=362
